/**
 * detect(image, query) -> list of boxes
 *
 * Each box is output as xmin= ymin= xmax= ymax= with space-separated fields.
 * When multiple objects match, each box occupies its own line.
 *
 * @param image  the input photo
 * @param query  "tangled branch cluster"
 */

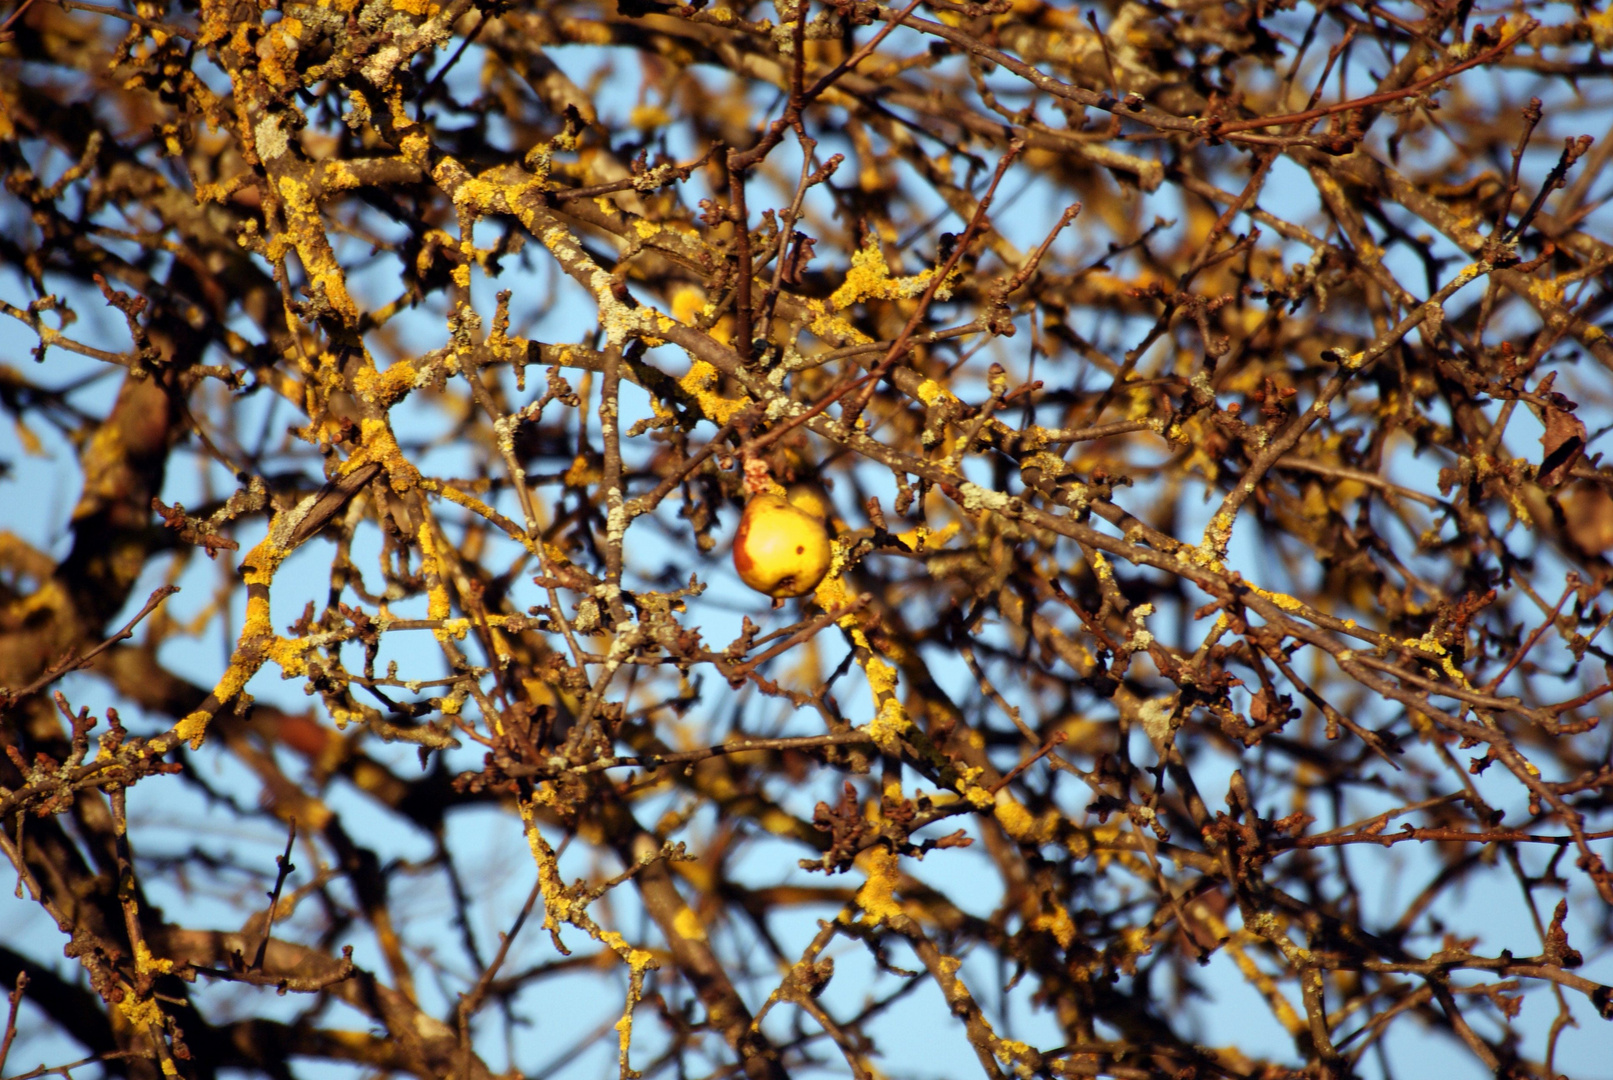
xmin=2 ymin=0 xmax=1612 ymax=1078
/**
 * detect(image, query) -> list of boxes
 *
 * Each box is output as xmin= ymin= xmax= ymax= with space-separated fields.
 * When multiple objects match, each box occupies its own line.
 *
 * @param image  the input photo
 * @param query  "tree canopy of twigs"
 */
xmin=3 ymin=0 xmax=1613 ymax=1078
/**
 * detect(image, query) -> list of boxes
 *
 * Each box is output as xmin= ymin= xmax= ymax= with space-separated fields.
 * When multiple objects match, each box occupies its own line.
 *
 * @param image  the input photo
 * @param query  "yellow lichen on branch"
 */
xmin=520 ymin=793 xmax=658 ymax=1078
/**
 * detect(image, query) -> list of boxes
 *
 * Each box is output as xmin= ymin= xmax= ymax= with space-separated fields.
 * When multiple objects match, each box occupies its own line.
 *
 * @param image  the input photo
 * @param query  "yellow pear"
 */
xmin=733 ymin=492 xmax=832 ymax=598
xmin=783 ymin=483 xmax=832 ymax=523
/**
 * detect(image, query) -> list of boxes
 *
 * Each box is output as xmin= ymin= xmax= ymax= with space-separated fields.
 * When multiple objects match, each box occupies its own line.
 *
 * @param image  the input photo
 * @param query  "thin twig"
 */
xmin=0 ymin=585 xmax=178 ymax=709
xmin=251 ymin=821 xmax=298 ymax=972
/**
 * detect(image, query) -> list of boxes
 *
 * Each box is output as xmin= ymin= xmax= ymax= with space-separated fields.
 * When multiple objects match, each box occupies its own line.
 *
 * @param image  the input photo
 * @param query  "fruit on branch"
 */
xmin=782 ymin=483 xmax=831 ymax=524
xmin=733 ymin=490 xmax=832 ymax=598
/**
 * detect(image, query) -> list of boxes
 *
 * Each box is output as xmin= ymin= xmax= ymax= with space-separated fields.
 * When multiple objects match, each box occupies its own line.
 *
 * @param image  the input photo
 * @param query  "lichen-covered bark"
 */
xmin=3 ymin=1 xmax=1612 ymax=1079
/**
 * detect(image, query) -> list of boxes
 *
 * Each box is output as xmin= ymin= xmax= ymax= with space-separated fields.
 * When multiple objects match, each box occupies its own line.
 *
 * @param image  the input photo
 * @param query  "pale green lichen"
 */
xmin=958 ymin=482 xmax=1011 ymax=512
xmin=253 ymin=115 xmax=289 ymax=160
